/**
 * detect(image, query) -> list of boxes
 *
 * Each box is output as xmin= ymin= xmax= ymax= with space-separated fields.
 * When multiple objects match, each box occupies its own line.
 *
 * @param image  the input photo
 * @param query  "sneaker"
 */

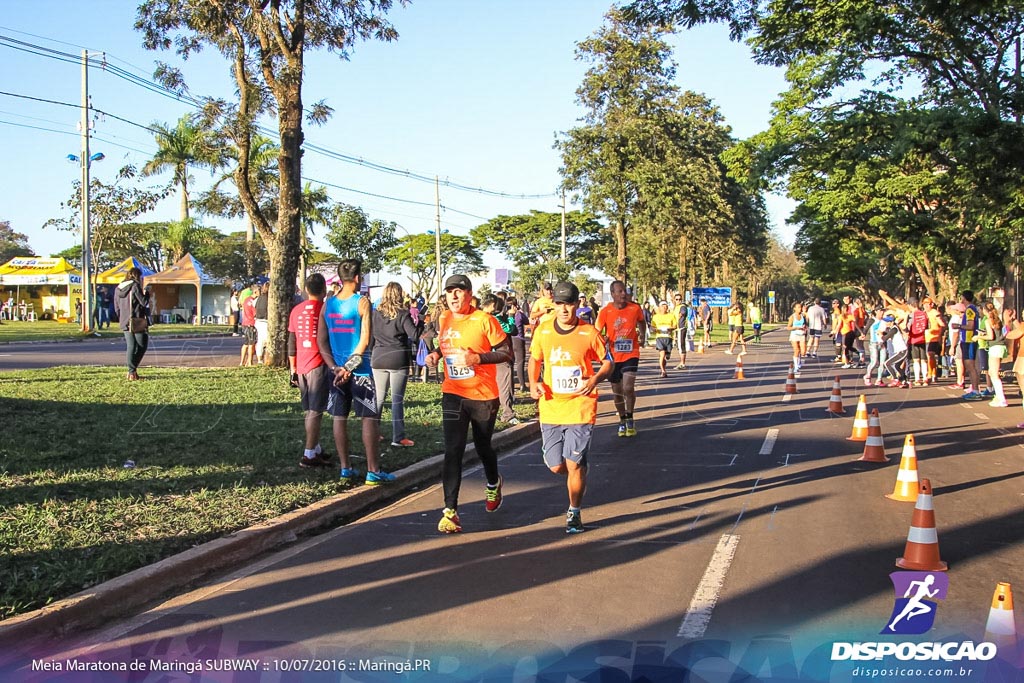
xmin=874 ymin=381 xmax=886 ymax=387
xmin=989 ymin=399 xmax=1009 ymax=407
xmin=674 ymin=364 xmax=687 ymax=370
xmin=339 ymin=467 xmax=361 ymax=485
xmin=438 ymin=508 xmax=462 ymax=533
xmin=624 ymin=419 xmax=637 ymax=437
xmin=299 ymin=454 xmax=330 ymax=469
xmin=485 ymin=475 xmax=503 ymax=512
xmin=565 ymin=509 xmax=584 ymax=534
xmin=617 ymin=422 xmax=627 ymax=437
xmin=953 ymin=383 xmax=964 ymax=389
xmin=391 ymin=438 xmax=415 ymax=447
xmin=724 ymin=349 xmax=733 ymax=355
xmin=507 ymin=417 xmax=521 ymax=426
xmin=366 ymin=470 xmax=396 ymax=486
xmin=841 ymin=364 xmax=852 ymax=369
xmin=980 ymin=389 xmax=995 ymax=398
xmin=863 ymin=377 xmax=872 ymax=386
xmin=962 ymin=391 xmax=984 ymax=401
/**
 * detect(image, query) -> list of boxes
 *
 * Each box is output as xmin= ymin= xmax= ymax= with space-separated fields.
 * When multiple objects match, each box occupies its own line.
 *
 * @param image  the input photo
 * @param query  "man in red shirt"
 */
xmin=239 ymin=285 xmax=258 ymax=367
xmin=289 ymin=273 xmax=331 ymax=468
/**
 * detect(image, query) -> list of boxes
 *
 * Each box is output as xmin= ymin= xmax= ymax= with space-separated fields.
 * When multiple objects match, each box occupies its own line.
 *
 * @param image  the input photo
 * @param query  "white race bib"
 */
xmin=444 ymin=355 xmax=475 ymax=380
xmin=614 ymin=338 xmax=634 ymax=353
xmin=550 ymin=365 xmax=583 ymax=394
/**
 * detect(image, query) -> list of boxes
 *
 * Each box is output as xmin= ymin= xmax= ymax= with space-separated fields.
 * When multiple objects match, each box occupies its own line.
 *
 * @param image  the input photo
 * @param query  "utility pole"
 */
xmin=560 ymin=189 xmax=567 ymax=261
xmin=80 ymin=50 xmax=93 ymax=334
xmin=435 ymin=176 xmax=442 ymax=300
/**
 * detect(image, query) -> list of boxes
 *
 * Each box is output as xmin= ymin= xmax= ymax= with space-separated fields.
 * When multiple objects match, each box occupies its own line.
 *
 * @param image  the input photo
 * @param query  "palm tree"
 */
xmin=142 ymin=114 xmax=222 ymax=222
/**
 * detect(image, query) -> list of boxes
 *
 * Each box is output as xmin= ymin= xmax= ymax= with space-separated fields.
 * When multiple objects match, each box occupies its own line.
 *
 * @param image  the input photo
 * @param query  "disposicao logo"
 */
xmin=881 ymin=571 xmax=948 ymax=635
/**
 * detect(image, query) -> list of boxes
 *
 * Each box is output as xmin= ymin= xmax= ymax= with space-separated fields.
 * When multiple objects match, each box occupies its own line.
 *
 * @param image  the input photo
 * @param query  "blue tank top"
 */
xmin=324 ymin=293 xmax=370 ymax=376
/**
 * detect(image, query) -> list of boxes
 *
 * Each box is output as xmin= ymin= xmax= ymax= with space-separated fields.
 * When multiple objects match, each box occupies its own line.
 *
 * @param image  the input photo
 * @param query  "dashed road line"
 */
xmin=759 ymin=429 xmax=780 ymax=455
xmin=974 ymin=413 xmax=989 ymax=421
xmin=677 ymin=533 xmax=740 ymax=639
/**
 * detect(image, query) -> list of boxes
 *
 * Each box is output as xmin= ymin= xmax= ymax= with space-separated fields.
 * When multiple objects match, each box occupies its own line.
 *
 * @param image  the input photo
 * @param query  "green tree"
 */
xmin=0 ymin=221 xmax=35 ymax=263
xmin=142 ymin=113 xmax=223 ymax=222
xmin=470 ymin=210 xmax=610 ymax=279
xmin=324 ymin=204 xmax=398 ymax=274
xmin=137 ymin=0 xmax=402 ymax=366
xmin=384 ymin=233 xmax=485 ymax=301
xmin=195 ymin=230 xmax=269 ymax=283
xmin=44 ymin=165 xmax=168 ymax=279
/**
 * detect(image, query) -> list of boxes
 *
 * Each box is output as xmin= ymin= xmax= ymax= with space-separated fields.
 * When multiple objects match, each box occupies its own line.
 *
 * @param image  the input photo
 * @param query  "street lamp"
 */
xmin=66 ymin=150 xmax=105 ymax=332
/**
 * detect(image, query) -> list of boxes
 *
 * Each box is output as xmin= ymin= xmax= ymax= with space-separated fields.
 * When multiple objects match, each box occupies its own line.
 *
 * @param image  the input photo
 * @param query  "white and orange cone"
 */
xmin=896 ymin=478 xmax=948 ymax=571
xmin=858 ymin=409 xmax=889 ymax=463
xmin=734 ymin=355 xmax=745 ymax=380
xmin=826 ymin=376 xmax=845 ymax=415
xmin=984 ymin=583 xmax=1018 ymax=662
xmin=785 ymin=364 xmax=798 ymax=394
xmin=886 ymin=435 xmax=920 ymax=501
xmin=847 ymin=395 xmax=869 ymax=441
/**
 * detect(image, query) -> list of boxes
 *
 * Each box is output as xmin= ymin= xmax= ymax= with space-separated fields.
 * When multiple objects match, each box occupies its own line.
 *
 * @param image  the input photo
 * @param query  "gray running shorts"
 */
xmin=541 ymin=423 xmax=592 ymax=468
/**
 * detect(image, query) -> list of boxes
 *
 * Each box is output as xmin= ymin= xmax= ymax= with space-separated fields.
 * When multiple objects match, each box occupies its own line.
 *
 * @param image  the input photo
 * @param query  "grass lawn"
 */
xmin=0 ymin=365 xmax=536 ymax=620
xmin=0 ymin=321 xmax=231 ymax=343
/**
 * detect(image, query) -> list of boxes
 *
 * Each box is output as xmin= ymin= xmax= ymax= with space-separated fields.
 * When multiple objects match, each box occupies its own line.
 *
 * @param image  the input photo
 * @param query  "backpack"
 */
xmin=415 ymin=338 xmax=429 ymax=367
xmin=910 ymin=310 xmax=927 ymax=336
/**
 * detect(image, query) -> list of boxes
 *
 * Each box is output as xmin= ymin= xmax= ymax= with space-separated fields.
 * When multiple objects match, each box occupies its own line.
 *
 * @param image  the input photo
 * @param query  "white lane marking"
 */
xmin=974 ymin=413 xmax=989 ymax=421
xmin=677 ymin=533 xmax=740 ymax=639
xmin=767 ymin=505 xmax=779 ymax=530
xmin=782 ymin=394 xmax=793 ymax=402
xmin=759 ymin=429 xmax=779 ymax=455
xmin=960 ymin=403 xmax=973 ymax=409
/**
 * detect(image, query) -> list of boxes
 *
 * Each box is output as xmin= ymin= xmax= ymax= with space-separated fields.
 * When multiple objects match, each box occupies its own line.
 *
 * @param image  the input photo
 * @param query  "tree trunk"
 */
xmin=614 ymin=219 xmax=627 ymax=283
xmin=265 ymin=84 xmax=304 ymax=368
xmin=180 ymin=174 xmax=190 ymax=222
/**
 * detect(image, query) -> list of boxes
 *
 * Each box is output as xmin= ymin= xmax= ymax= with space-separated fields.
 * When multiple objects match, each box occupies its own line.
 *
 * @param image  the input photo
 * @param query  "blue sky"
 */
xmin=0 ymin=0 xmax=794 ymax=267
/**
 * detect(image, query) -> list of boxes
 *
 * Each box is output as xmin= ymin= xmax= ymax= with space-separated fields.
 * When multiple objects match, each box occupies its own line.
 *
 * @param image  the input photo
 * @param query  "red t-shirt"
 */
xmin=288 ymin=299 xmax=324 ymax=375
xmin=241 ymin=297 xmax=256 ymax=327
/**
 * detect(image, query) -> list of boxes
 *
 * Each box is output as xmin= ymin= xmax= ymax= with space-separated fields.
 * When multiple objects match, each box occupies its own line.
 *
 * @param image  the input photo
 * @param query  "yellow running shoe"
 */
xmin=438 ymin=508 xmax=462 ymax=533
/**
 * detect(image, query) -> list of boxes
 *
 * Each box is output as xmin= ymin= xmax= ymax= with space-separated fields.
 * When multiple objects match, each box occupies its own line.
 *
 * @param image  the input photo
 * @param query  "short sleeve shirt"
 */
xmin=961 ymin=305 xmax=979 ymax=344
xmin=529 ymin=319 xmax=610 ymax=425
xmin=651 ymin=312 xmax=676 ymax=338
xmin=438 ymin=308 xmax=507 ymax=400
xmin=925 ymin=309 xmax=943 ymax=343
xmin=288 ymin=299 xmax=324 ymax=375
xmin=596 ymin=302 xmax=645 ymax=362
xmin=241 ymin=297 xmax=256 ymax=327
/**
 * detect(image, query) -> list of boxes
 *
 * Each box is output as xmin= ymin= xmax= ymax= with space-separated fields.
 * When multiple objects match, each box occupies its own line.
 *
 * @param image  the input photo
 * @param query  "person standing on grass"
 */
xmin=116 ymin=267 xmax=149 ymax=381
xmin=371 ymin=282 xmax=419 ymax=448
xmin=508 ymin=298 xmax=530 ymax=392
xmin=289 ymin=273 xmax=333 ymax=468
xmin=317 ymin=259 xmax=395 ymax=487
xmin=239 ymin=286 xmax=257 ymax=367
xmin=529 ymin=281 xmax=613 ymax=534
xmin=423 ymin=274 xmax=513 ymax=534
xmin=229 ymin=287 xmax=240 ymax=336
xmin=254 ymin=281 xmax=270 ymax=365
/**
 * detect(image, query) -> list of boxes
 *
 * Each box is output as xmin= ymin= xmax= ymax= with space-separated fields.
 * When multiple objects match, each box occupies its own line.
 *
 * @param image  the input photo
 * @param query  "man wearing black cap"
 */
xmin=530 ymin=281 xmax=612 ymax=533
xmin=424 ymin=274 xmax=514 ymax=533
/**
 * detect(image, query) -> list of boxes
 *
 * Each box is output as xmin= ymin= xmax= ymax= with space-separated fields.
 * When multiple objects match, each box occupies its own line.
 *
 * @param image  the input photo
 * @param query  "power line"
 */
xmin=0 ymin=32 xmax=558 ymax=199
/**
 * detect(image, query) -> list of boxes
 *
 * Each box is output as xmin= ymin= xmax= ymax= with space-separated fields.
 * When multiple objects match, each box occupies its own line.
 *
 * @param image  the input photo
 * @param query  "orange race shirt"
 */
xmin=438 ymin=307 xmax=508 ymax=400
xmin=925 ymin=308 xmax=943 ymax=343
xmin=596 ymin=302 xmax=645 ymax=362
xmin=529 ymin=319 xmax=610 ymax=425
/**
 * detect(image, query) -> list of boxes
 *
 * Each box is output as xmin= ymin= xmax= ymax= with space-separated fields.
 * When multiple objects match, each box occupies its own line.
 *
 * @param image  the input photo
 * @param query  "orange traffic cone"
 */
xmin=858 ymin=409 xmax=889 ymax=463
xmin=785 ymin=364 xmax=798 ymax=394
xmin=826 ymin=376 xmax=845 ymax=415
xmin=734 ymin=355 xmax=745 ymax=379
xmin=847 ymin=395 xmax=869 ymax=441
xmin=984 ymin=583 xmax=1018 ymax=661
xmin=886 ymin=434 xmax=920 ymax=501
xmin=697 ymin=340 xmax=705 ymax=354
xmin=895 ymin=479 xmax=947 ymax=571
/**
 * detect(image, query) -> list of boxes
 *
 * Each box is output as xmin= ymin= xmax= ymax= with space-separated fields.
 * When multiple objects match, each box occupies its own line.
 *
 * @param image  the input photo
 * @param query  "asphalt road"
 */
xmin=0 ymin=336 xmax=243 ymax=371
xmin=10 ymin=332 xmax=1024 ymax=681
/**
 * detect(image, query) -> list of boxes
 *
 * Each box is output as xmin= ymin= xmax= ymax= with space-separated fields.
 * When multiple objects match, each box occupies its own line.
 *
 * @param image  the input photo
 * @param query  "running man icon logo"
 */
xmin=881 ymin=572 xmax=949 ymax=635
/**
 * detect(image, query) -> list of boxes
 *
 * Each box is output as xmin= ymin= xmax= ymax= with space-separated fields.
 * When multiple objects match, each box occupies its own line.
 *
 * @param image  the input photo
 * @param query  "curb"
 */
xmin=0 ymin=332 xmax=233 ymax=346
xmin=0 ymin=419 xmax=540 ymax=651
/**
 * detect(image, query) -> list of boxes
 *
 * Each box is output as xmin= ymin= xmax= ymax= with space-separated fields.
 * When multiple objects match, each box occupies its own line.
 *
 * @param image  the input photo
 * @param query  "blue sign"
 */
xmin=692 ymin=287 xmax=732 ymax=308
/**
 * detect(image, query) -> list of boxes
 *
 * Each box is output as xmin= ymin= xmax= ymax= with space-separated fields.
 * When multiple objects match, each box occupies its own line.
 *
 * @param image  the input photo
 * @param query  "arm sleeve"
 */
xmin=478 ymin=333 xmax=513 ymax=365
xmin=287 ymin=331 xmax=297 ymax=357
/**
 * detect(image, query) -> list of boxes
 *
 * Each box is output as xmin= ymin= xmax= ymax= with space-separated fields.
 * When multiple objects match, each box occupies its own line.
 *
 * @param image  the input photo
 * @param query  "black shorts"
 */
xmin=926 ymin=341 xmax=942 ymax=355
xmin=299 ymin=364 xmax=329 ymax=413
xmin=327 ymin=374 xmax=378 ymax=418
xmin=609 ymin=357 xmax=639 ymax=383
xmin=242 ymin=325 xmax=257 ymax=345
xmin=655 ymin=338 xmax=673 ymax=352
xmin=910 ymin=343 xmax=927 ymax=361
xmin=732 ymin=326 xmax=744 ymax=336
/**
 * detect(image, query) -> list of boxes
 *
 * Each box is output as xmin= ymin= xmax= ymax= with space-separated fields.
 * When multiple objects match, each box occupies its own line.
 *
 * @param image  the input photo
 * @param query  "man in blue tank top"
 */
xmin=316 ymin=259 xmax=395 ymax=486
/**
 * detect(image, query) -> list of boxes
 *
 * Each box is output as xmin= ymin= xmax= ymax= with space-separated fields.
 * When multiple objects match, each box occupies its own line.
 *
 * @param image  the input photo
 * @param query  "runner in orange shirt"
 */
xmin=424 ymin=274 xmax=514 ymax=533
xmin=530 ymin=282 xmax=613 ymax=533
xmin=596 ymin=280 xmax=647 ymax=437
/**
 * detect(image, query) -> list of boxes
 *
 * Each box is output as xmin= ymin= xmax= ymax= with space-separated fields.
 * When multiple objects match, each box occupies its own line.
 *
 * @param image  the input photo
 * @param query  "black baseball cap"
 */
xmin=443 ymin=274 xmax=472 ymax=291
xmin=552 ymin=281 xmax=580 ymax=304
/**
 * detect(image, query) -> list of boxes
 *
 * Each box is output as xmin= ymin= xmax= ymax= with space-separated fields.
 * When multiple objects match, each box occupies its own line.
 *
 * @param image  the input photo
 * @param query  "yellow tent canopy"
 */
xmin=0 ymin=257 xmax=83 ymax=321
xmin=0 ymin=257 xmax=81 ymax=284
xmin=95 ymin=257 xmax=156 ymax=284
